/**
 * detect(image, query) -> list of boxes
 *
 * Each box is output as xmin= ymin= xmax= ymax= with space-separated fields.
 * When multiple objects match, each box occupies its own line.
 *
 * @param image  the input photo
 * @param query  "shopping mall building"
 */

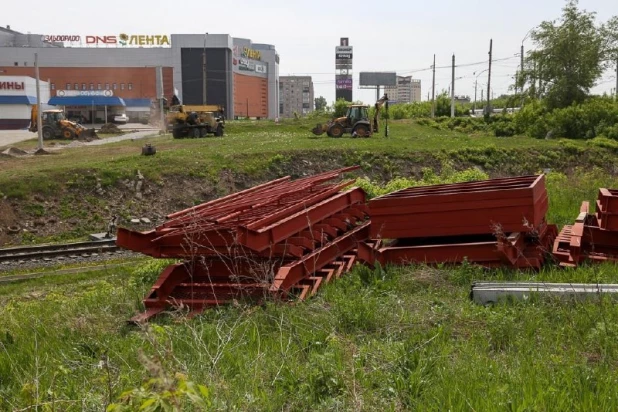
xmin=0 ymin=25 xmax=279 ymax=129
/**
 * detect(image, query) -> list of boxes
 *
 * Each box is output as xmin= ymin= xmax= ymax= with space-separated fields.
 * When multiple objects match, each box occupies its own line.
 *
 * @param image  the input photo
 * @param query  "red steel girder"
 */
xmin=597 ymin=188 xmax=618 ymax=214
xmin=312 ymin=224 xmax=339 ymax=239
xmin=370 ymin=197 xmax=548 ymax=239
xmin=270 ymin=222 xmax=370 ymax=293
xmin=238 ymin=187 xmax=366 ymax=252
xmin=162 ymin=166 xmax=360 ymax=229
xmin=371 ymin=175 xmax=544 ymax=204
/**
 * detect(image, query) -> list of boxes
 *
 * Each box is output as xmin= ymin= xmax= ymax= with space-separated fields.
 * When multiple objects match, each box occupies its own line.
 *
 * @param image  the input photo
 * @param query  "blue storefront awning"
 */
xmin=48 ymin=96 xmax=126 ymax=106
xmin=0 ymin=95 xmax=37 ymax=104
xmin=124 ymin=98 xmax=151 ymax=107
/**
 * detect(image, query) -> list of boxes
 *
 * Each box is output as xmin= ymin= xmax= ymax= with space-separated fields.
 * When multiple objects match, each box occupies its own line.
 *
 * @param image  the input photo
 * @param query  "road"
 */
xmin=0 ymin=123 xmax=159 ymax=148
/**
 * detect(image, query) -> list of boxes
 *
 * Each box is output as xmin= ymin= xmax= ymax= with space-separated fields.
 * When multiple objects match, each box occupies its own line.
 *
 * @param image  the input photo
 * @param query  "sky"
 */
xmin=3 ymin=0 xmax=617 ymax=106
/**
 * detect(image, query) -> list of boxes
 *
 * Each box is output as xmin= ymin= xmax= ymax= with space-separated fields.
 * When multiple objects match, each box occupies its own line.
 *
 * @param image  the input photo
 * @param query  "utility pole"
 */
xmin=157 ymin=66 xmax=165 ymax=134
xmin=474 ymin=79 xmax=477 ymax=112
xmin=34 ymin=52 xmax=43 ymax=150
xmin=431 ymin=54 xmax=436 ymax=118
xmin=451 ymin=54 xmax=455 ymax=118
xmin=486 ymin=39 xmax=493 ymax=115
xmin=615 ymin=58 xmax=618 ymax=102
xmin=202 ymin=33 xmax=208 ymax=105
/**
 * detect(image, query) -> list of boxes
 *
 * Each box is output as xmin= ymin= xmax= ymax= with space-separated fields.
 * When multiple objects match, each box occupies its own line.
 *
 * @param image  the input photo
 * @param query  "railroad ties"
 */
xmin=358 ymin=175 xmax=557 ymax=269
xmin=116 ymin=167 xmax=370 ymax=321
xmin=553 ymin=189 xmax=618 ymax=267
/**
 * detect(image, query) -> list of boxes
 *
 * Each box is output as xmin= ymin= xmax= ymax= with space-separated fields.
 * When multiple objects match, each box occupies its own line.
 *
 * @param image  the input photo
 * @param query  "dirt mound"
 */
xmin=34 ymin=148 xmax=55 ymax=155
xmin=1 ymin=147 xmax=28 ymax=157
xmin=99 ymin=123 xmax=122 ymax=134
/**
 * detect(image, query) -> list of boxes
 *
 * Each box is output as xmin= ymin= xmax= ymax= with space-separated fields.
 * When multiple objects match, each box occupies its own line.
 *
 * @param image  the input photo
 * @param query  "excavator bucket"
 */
xmin=312 ymin=123 xmax=326 ymax=136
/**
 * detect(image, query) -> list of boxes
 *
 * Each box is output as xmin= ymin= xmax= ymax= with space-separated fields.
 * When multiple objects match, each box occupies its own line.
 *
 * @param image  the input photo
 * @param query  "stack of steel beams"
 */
xmin=360 ymin=175 xmax=556 ymax=269
xmin=117 ymin=167 xmax=370 ymax=321
xmin=553 ymin=189 xmax=618 ymax=267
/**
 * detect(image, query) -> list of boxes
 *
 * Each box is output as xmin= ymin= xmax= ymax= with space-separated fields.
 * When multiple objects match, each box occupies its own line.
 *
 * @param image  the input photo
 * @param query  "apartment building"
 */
xmin=385 ymin=76 xmax=422 ymax=103
xmin=279 ymin=76 xmax=314 ymax=118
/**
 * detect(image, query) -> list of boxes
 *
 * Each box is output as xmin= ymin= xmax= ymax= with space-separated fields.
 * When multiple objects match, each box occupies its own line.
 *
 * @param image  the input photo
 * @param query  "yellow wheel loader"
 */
xmin=166 ymin=104 xmax=226 ymax=138
xmin=312 ymin=94 xmax=388 ymax=138
xmin=29 ymin=106 xmax=97 ymax=140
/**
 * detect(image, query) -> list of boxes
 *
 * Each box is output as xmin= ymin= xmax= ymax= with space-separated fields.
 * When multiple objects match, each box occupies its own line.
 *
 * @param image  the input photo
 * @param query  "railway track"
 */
xmin=0 ymin=239 xmax=120 ymax=263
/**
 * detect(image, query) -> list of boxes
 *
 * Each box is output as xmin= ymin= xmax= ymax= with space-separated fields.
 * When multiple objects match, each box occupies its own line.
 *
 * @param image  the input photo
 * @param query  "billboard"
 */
xmin=359 ymin=72 xmax=397 ymax=87
xmin=336 ymin=78 xmax=353 ymax=90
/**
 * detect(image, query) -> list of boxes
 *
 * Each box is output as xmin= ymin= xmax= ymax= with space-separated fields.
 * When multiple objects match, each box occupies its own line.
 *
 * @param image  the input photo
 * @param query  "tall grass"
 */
xmin=2 ymin=172 xmax=618 ymax=410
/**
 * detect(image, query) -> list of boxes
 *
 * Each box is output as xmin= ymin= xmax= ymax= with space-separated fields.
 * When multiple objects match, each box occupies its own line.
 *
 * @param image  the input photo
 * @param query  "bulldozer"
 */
xmin=167 ymin=104 xmax=225 ymax=138
xmin=29 ymin=106 xmax=97 ymax=140
xmin=312 ymin=94 xmax=388 ymax=138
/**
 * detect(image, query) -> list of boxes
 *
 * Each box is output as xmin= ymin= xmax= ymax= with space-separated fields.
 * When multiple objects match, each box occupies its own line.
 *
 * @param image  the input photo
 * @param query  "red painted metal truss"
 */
xmin=116 ymin=167 xmax=371 ymax=321
xmin=117 ymin=169 xmax=618 ymax=321
xmin=360 ymin=174 xmax=556 ymax=269
xmin=553 ymin=190 xmax=618 ymax=267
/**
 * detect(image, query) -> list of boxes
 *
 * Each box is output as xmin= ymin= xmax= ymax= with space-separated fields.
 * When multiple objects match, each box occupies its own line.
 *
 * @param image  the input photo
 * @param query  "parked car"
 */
xmin=112 ymin=113 xmax=128 ymax=124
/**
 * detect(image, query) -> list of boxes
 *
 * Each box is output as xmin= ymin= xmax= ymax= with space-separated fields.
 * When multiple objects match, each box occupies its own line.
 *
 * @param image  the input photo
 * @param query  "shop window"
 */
xmin=66 ymin=83 xmax=71 ymax=90
xmin=97 ymin=83 xmax=102 ymax=90
xmin=105 ymin=83 xmax=110 ymax=90
xmin=112 ymin=83 xmax=117 ymax=90
xmin=89 ymin=83 xmax=94 ymax=90
xmin=128 ymin=83 xmax=133 ymax=90
xmin=120 ymin=83 xmax=125 ymax=90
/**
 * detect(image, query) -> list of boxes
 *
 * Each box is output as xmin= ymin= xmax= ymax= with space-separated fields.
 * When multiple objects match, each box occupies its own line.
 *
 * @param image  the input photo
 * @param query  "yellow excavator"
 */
xmin=29 ymin=106 xmax=97 ymax=140
xmin=312 ymin=94 xmax=388 ymax=138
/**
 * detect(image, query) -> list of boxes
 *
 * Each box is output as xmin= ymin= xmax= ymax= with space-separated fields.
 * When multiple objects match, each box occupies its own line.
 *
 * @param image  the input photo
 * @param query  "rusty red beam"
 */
xmin=239 ymin=188 xmax=367 ymax=252
xmin=370 ymin=175 xmax=545 ymax=208
xmin=597 ymin=188 xmax=618 ymax=214
xmin=162 ymin=166 xmax=359 ymax=228
xmin=270 ymin=222 xmax=370 ymax=293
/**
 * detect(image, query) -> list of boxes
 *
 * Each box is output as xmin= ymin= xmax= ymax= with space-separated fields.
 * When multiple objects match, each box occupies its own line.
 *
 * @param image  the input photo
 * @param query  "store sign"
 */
xmin=41 ymin=33 xmax=170 ymax=47
xmin=118 ymin=34 xmax=170 ymax=46
xmin=336 ymin=53 xmax=353 ymax=60
xmin=238 ymin=58 xmax=267 ymax=74
xmin=242 ymin=47 xmax=261 ymax=61
xmin=336 ymin=79 xmax=353 ymax=90
xmin=0 ymin=81 xmax=25 ymax=90
xmin=43 ymin=35 xmax=81 ymax=42
xmin=57 ymin=90 xmax=114 ymax=97
xmin=335 ymin=46 xmax=353 ymax=53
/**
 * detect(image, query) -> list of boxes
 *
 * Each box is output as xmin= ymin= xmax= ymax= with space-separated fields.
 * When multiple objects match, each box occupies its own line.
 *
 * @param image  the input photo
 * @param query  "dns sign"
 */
xmin=86 ymin=36 xmax=117 ymax=44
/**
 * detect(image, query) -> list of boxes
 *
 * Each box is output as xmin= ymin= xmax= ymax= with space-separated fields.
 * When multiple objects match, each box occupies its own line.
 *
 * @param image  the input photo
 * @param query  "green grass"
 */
xmin=2 ymin=119 xmax=618 ymax=409
xmin=3 ymin=118 xmax=615 ymax=200
xmin=1 ymin=259 xmax=618 ymax=410
xmin=1 ymin=173 xmax=618 ymax=410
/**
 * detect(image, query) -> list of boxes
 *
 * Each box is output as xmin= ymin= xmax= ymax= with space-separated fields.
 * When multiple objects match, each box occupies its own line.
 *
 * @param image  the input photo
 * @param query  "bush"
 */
xmin=513 ymin=97 xmax=618 ymax=139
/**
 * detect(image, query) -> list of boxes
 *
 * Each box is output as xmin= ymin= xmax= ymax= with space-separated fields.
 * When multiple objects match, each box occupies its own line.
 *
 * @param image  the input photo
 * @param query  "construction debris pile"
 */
xmin=359 ymin=175 xmax=557 ymax=269
xmin=99 ymin=123 xmax=122 ymax=134
xmin=117 ymin=167 xmax=369 ymax=321
xmin=553 ymin=189 xmax=618 ymax=267
xmin=116 ymin=169 xmax=618 ymax=320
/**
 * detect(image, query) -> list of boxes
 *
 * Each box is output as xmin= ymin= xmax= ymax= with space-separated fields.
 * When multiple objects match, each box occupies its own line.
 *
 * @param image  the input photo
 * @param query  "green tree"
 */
xmin=314 ymin=96 xmax=328 ymax=111
xmin=525 ymin=0 xmax=612 ymax=109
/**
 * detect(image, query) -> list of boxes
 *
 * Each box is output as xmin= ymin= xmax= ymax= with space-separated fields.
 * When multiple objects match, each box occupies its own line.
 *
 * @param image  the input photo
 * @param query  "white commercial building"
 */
xmin=0 ymin=75 xmax=50 ymax=129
